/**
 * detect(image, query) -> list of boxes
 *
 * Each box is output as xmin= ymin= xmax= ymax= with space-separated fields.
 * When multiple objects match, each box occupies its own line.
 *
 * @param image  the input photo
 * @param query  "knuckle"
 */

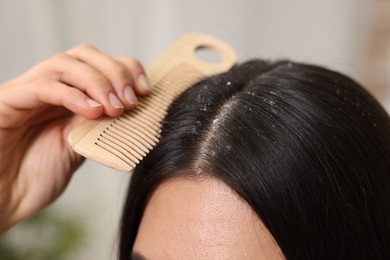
xmin=91 ymin=73 xmax=110 ymax=88
xmin=123 ymin=57 xmax=142 ymax=70
xmin=51 ymin=52 xmax=71 ymax=63
xmin=68 ymin=43 xmax=98 ymax=54
xmin=114 ymin=63 xmax=130 ymax=81
xmin=46 ymin=53 xmax=72 ymax=79
xmin=129 ymin=58 xmax=142 ymax=69
xmin=77 ymin=43 xmax=98 ymax=52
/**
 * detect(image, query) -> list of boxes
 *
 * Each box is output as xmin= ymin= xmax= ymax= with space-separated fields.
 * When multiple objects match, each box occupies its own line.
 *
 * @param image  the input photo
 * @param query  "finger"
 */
xmin=113 ymin=56 xmax=151 ymax=96
xmin=67 ymin=44 xmax=141 ymax=109
xmin=0 ymin=80 xmax=107 ymax=128
xmin=34 ymin=80 xmax=107 ymax=119
xmin=43 ymin=53 xmax=125 ymax=116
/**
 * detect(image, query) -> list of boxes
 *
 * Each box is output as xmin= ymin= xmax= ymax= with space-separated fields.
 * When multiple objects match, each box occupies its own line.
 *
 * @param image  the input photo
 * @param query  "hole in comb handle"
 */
xmin=195 ymin=46 xmax=222 ymax=64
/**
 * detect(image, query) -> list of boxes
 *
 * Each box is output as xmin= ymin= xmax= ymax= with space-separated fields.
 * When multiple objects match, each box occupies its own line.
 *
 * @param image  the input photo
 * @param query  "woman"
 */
xmin=1 ymin=48 xmax=390 ymax=259
xmin=120 ymin=60 xmax=390 ymax=259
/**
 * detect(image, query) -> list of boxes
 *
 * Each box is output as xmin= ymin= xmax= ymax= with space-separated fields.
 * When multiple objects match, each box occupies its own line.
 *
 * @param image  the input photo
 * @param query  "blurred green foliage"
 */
xmin=0 ymin=210 xmax=86 ymax=260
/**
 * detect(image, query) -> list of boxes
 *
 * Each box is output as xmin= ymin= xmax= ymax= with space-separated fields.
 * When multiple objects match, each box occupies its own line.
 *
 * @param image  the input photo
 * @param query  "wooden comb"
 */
xmin=68 ymin=33 xmax=237 ymax=172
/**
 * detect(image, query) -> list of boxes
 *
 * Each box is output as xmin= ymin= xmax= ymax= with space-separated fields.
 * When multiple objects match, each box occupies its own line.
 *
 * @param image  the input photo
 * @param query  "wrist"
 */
xmin=0 ymin=183 xmax=21 ymax=234
xmin=0 ymin=209 xmax=18 ymax=234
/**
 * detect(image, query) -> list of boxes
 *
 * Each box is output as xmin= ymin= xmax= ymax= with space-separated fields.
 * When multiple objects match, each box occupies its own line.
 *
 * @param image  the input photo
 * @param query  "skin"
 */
xmin=133 ymin=177 xmax=285 ymax=260
xmin=0 ymin=45 xmax=282 ymax=258
xmin=0 ymin=44 xmax=150 ymax=233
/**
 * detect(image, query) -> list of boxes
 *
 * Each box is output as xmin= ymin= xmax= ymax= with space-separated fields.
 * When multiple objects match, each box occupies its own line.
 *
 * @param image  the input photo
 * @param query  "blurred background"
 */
xmin=0 ymin=0 xmax=389 ymax=259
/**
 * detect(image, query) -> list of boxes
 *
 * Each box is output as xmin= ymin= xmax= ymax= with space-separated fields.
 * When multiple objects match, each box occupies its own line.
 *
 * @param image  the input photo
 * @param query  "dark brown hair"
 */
xmin=120 ymin=60 xmax=390 ymax=259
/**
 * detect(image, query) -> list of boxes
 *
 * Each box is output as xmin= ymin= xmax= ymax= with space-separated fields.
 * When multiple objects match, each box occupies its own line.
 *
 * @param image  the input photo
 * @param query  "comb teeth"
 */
xmin=95 ymin=64 xmax=199 ymax=169
xmin=68 ymin=33 xmax=237 ymax=172
xmin=72 ymin=64 xmax=203 ymax=171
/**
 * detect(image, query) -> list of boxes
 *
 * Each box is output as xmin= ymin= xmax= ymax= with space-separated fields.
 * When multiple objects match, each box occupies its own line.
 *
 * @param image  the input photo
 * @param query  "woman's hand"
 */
xmin=0 ymin=44 xmax=150 ymax=233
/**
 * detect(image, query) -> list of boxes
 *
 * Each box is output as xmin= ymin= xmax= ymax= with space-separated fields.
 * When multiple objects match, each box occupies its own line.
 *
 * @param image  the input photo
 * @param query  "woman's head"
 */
xmin=120 ymin=60 xmax=390 ymax=259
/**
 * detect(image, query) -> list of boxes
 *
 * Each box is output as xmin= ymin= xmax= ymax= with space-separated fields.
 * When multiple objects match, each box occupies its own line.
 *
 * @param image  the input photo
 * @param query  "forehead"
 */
xmin=133 ymin=177 xmax=284 ymax=259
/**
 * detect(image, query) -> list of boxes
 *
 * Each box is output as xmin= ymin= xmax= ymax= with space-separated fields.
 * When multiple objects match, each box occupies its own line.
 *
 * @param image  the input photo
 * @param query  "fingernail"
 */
xmin=138 ymin=74 xmax=151 ymax=90
xmin=86 ymin=98 xmax=102 ymax=107
xmin=108 ymin=92 xmax=124 ymax=109
xmin=124 ymin=86 xmax=138 ymax=105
